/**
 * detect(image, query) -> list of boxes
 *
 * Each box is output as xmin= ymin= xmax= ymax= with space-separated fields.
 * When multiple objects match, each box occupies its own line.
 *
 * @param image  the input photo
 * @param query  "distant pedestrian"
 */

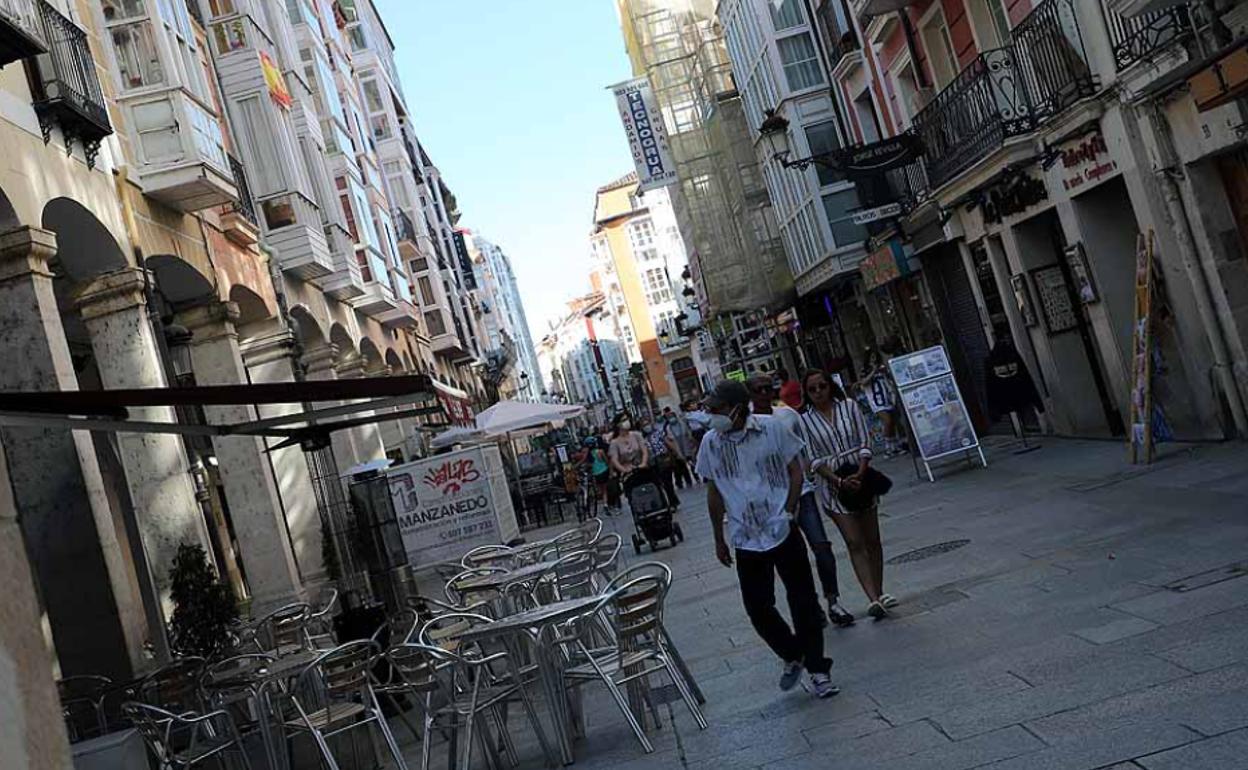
xmin=661 ymin=407 xmax=696 ymax=488
xmin=608 ymin=412 xmax=659 ymax=510
xmin=747 ymin=375 xmax=854 ymax=627
xmin=800 ymin=369 xmax=895 ymax=619
xmin=697 ymin=380 xmax=839 ymax=699
xmin=641 ymin=417 xmax=680 ymax=510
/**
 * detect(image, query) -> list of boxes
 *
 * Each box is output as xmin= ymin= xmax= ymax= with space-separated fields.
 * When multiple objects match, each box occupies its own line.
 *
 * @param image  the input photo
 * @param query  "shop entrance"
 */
xmin=922 ymin=242 xmax=992 ymax=431
xmin=1013 ymin=210 xmax=1124 ymax=436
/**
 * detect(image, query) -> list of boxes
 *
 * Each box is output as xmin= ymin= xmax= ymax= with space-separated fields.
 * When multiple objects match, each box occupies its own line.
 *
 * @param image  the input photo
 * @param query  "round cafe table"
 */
xmin=202 ymin=649 xmax=320 ymax=770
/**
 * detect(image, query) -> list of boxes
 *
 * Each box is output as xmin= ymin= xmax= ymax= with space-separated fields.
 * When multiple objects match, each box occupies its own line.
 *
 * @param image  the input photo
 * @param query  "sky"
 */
xmin=376 ymin=0 xmax=637 ymax=341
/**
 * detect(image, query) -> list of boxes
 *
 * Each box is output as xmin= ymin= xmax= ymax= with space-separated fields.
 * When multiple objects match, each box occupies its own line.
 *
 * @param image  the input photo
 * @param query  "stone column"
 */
xmin=0 ymin=227 xmax=145 ymax=679
xmin=74 ymin=268 xmax=213 ymax=612
xmin=335 ymin=356 xmax=386 ymax=465
xmin=178 ymin=302 xmax=303 ymax=611
xmin=302 ymin=344 xmax=363 ymax=472
xmin=0 ymin=439 xmax=74 ymax=770
xmin=240 ymin=329 xmax=326 ymax=585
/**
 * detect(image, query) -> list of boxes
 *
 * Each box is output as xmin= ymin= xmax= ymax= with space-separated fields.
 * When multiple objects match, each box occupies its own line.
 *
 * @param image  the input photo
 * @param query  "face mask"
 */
xmin=619 ymin=420 xmax=632 ymax=432
xmin=707 ymin=414 xmax=734 ymax=433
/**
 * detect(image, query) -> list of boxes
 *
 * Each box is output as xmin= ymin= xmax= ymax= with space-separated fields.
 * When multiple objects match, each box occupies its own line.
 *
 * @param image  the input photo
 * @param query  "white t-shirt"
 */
xmin=695 ymin=414 xmax=803 ymax=552
xmin=758 ymin=405 xmax=814 ymax=496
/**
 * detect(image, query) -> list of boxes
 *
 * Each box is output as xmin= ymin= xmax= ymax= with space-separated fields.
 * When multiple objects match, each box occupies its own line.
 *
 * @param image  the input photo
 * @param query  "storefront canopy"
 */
xmin=0 ymin=375 xmax=445 ymax=449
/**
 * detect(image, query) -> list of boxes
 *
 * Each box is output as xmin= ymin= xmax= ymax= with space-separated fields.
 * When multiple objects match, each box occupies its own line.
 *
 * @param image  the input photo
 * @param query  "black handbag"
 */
xmin=833 ymin=462 xmax=893 ymax=512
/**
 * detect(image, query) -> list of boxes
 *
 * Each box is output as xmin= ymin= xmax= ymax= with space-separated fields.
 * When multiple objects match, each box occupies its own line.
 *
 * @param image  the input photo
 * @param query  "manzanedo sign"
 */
xmin=389 ymin=452 xmax=498 ymax=567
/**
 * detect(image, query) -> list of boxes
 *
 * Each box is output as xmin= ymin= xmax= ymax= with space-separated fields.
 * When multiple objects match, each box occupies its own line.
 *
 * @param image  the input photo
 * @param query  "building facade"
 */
xmin=0 ymin=0 xmax=499 ymax=707
xmin=536 ymin=292 xmax=633 ymax=426
xmin=590 ymin=174 xmax=707 ymax=411
xmin=803 ymin=0 xmax=1246 ymax=440
xmin=615 ymin=0 xmax=800 ymax=381
xmin=470 ymin=232 xmax=543 ymax=402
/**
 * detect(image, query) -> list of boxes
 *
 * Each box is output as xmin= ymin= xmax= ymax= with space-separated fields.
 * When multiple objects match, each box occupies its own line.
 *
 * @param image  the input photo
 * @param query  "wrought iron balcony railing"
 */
xmin=227 ymin=154 xmax=257 ymax=226
xmin=911 ymin=0 xmax=1093 ymax=190
xmin=1101 ymin=1 xmax=1192 ymax=72
xmin=32 ymin=0 xmax=111 ymax=167
xmin=0 ymin=0 xmax=46 ymax=66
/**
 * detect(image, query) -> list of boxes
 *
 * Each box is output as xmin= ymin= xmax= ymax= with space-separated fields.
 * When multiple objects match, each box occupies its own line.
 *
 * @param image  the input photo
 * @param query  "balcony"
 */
xmin=31 ymin=0 xmax=112 ymax=168
xmin=430 ymin=332 xmax=470 ymax=359
xmin=129 ymin=91 xmax=237 ymax=212
xmin=352 ymin=247 xmax=397 ymax=314
xmin=265 ymin=194 xmax=334 ymax=278
xmin=1101 ymin=1 xmax=1191 ymax=72
xmin=911 ymin=0 xmax=1094 ymax=191
xmin=320 ymin=224 xmax=364 ymax=300
xmin=376 ymin=299 xmax=419 ymax=329
xmin=221 ymin=154 xmax=259 ymax=246
xmin=0 ymin=0 xmax=45 ymax=67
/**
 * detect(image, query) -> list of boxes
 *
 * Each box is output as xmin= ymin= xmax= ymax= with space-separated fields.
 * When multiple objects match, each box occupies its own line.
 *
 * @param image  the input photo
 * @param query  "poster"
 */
xmin=888 ymin=346 xmax=981 ymax=462
xmin=1030 ymin=265 xmax=1079 ymax=334
xmin=388 ymin=445 xmax=516 ymax=568
xmin=611 ymin=76 xmax=678 ymax=192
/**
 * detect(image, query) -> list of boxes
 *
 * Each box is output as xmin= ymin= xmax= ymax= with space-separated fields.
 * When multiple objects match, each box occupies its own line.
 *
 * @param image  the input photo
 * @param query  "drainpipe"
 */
xmin=1144 ymin=102 xmax=1248 ymax=438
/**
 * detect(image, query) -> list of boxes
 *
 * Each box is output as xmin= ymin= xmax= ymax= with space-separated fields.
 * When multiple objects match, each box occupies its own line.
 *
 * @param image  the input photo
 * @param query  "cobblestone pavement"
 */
xmin=401 ymin=436 xmax=1248 ymax=770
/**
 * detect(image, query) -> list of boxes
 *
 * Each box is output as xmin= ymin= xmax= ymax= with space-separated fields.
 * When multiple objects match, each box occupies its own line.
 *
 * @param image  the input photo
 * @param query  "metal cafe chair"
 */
xmin=306 ymin=587 xmax=339 ymax=648
xmin=199 ymin=654 xmax=277 ymax=741
xmin=140 ymin=658 xmax=209 ymax=714
xmin=284 ymin=640 xmax=408 ymax=770
xmin=385 ymin=643 xmax=554 ymax=770
xmin=591 ymin=533 xmax=623 ymax=587
xmin=562 ymin=566 xmax=708 ymax=753
xmin=443 ymin=567 xmax=508 ymax=607
xmin=461 ymin=544 xmax=516 ymax=569
xmin=536 ymin=550 xmax=599 ymax=603
xmin=57 ymin=674 xmax=114 ymax=742
xmin=252 ymin=602 xmax=312 ymax=655
xmin=122 ymin=701 xmax=253 ymax=770
xmin=602 ymin=562 xmax=705 ymax=705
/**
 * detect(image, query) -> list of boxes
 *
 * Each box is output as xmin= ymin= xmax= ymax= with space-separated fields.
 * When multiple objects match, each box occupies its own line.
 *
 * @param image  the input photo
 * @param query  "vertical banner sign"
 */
xmin=1128 ymin=231 xmax=1155 ymax=465
xmin=888 ymin=346 xmax=987 ymax=481
xmin=611 ymin=77 xmax=678 ymax=192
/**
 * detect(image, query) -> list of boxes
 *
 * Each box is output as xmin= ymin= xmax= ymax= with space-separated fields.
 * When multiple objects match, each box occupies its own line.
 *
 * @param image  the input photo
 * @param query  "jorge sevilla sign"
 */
xmin=390 ymin=450 xmax=498 ymax=567
xmin=612 ymin=77 xmax=679 ymax=192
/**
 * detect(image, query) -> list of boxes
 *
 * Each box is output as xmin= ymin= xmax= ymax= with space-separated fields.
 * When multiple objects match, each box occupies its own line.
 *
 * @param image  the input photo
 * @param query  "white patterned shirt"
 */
xmin=695 ymin=415 xmax=803 ymax=552
xmin=798 ymin=400 xmax=873 ymax=512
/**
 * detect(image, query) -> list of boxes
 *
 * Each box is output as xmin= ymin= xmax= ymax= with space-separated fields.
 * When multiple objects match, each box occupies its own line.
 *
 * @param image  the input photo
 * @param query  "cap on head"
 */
xmin=704 ymin=379 xmax=751 ymax=410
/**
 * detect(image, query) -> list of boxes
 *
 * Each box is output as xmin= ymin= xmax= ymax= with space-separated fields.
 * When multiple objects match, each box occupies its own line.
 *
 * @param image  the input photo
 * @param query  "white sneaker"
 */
xmin=810 ymin=673 xmax=840 ymax=699
xmin=779 ymin=661 xmax=803 ymax=691
xmin=880 ymin=593 xmax=899 ymax=609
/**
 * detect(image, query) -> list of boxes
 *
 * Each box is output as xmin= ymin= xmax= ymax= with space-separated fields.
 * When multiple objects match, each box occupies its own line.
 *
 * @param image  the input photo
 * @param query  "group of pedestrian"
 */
xmin=575 ymin=406 xmax=703 ymax=516
xmin=696 ymin=366 xmax=898 ymax=699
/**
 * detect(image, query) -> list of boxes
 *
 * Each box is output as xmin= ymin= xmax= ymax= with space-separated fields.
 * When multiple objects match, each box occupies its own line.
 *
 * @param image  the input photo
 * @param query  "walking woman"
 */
xmin=608 ymin=412 xmax=653 ymax=504
xmin=798 ymin=369 xmax=896 ymax=619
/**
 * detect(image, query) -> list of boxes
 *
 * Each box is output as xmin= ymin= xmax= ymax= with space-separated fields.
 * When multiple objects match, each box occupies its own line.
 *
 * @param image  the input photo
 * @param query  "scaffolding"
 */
xmin=616 ymin=0 xmax=793 ymax=320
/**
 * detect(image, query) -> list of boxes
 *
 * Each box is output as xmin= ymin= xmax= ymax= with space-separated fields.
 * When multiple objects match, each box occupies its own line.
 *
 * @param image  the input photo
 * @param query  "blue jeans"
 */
xmin=797 ymin=492 xmax=840 ymax=602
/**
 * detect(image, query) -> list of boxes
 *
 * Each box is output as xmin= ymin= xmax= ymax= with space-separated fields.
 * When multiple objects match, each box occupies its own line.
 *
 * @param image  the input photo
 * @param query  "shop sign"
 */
xmin=611 ymin=76 xmax=679 ymax=192
xmin=260 ymin=51 xmax=292 ymax=109
xmin=860 ymin=239 xmax=909 ymax=291
xmin=1060 ymin=132 xmax=1117 ymax=192
xmin=887 ymin=346 xmax=985 ymax=471
xmin=851 ymin=202 xmax=903 ymax=225
xmin=982 ymin=174 xmax=1047 ymax=224
xmin=840 ymin=133 xmax=924 ymax=177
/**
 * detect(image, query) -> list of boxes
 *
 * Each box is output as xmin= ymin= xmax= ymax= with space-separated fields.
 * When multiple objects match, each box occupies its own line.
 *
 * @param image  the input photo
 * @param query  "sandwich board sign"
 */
xmin=888 ymin=345 xmax=987 ymax=481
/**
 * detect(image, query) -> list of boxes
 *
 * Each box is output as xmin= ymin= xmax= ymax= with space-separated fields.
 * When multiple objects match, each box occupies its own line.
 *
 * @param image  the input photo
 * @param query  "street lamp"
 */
xmin=163 ymin=323 xmax=194 ymax=383
xmin=758 ymin=109 xmax=842 ymax=173
xmin=519 ymin=371 xmax=529 ymax=400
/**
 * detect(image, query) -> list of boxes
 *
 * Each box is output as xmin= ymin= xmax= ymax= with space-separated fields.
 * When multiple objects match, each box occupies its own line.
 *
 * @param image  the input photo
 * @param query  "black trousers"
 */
xmin=735 ymin=528 xmax=831 ymax=674
xmin=652 ymin=459 xmax=680 ymax=508
xmin=671 ymin=456 xmax=693 ymax=488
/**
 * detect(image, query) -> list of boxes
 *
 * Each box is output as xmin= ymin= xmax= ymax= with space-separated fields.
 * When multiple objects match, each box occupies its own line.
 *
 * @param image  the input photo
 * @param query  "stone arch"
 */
xmin=385 ymin=348 xmax=403 ymax=373
xmin=359 ymin=337 xmax=384 ymax=375
xmin=0 ymin=186 xmax=20 ymax=231
xmin=147 ymin=254 xmax=216 ymax=315
xmin=329 ymin=323 xmax=357 ymax=368
xmin=289 ymin=304 xmax=328 ymax=350
xmin=41 ymin=198 xmax=128 ymax=284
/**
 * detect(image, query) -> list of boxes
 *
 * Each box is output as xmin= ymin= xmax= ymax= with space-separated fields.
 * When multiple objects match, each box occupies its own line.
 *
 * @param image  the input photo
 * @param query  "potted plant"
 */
xmin=168 ymin=543 xmax=239 ymax=658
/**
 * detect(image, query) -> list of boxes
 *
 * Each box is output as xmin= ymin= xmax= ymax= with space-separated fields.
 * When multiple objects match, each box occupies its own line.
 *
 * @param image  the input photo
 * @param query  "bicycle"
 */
xmin=576 ymin=467 xmax=599 ymax=522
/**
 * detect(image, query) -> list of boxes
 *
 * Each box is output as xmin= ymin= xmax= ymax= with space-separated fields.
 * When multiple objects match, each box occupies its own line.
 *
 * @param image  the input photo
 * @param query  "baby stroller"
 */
xmin=625 ymin=471 xmax=684 ymax=554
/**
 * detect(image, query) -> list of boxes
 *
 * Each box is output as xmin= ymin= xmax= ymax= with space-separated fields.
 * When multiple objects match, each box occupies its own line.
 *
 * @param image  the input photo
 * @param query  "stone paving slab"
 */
xmin=397 ymin=439 xmax=1248 ymax=770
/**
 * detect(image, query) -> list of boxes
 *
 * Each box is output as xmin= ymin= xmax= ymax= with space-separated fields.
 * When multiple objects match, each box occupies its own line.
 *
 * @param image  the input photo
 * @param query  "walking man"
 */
xmin=696 ymin=380 xmax=839 ymax=698
xmin=747 ymin=375 xmax=855 ymax=627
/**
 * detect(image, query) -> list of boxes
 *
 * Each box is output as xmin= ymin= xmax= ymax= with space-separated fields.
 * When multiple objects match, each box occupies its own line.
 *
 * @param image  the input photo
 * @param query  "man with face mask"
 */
xmin=695 ymin=380 xmax=839 ymax=699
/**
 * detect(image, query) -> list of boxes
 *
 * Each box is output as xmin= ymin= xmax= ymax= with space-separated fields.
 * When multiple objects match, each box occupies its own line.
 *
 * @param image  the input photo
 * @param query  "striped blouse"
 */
xmin=798 ymin=399 xmax=873 ymax=511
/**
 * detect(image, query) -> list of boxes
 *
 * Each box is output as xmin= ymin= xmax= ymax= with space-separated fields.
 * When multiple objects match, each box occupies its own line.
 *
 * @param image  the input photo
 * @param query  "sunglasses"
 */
xmin=808 ymin=382 xmax=830 ymax=392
